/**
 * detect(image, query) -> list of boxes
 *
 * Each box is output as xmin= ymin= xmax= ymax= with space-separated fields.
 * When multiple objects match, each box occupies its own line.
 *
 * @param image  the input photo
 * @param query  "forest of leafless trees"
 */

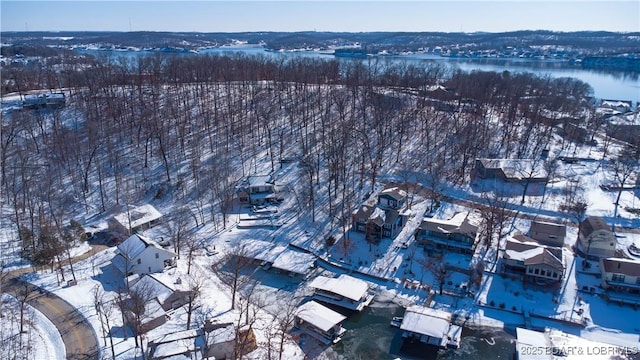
xmin=1 ymin=52 xmax=597 ymax=267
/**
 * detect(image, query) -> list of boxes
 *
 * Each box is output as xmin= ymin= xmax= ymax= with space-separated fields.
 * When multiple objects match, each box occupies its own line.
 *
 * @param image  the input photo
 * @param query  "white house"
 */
xmin=108 ymin=204 xmax=163 ymax=236
xmin=577 ymin=216 xmax=616 ymax=259
xmin=295 ymin=301 xmax=347 ymax=345
xmin=416 ymin=211 xmax=480 ymax=254
xmin=307 ymin=274 xmax=375 ymax=311
xmin=399 ymin=305 xmax=462 ymax=349
xmin=600 ymin=257 xmax=640 ymax=305
xmin=112 ymin=234 xmax=176 ymax=275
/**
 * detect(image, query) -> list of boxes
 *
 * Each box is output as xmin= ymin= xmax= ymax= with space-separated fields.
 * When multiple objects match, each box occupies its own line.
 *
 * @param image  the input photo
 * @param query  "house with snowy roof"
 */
xmin=148 ymin=329 xmax=203 ymax=360
xmin=352 ymin=187 xmax=409 ymax=243
xmin=529 ymin=219 xmax=566 ymax=247
xmin=130 ymin=273 xmax=193 ymax=311
xmin=112 ymin=233 xmax=176 ymax=275
xmin=399 ymin=305 xmax=462 ymax=350
xmin=576 ymin=216 xmax=616 ymax=259
xmin=474 ymin=158 xmax=548 ymax=183
xmin=600 ymin=99 xmax=632 ymax=113
xmin=237 ymin=174 xmax=281 ymax=205
xmin=600 ymin=257 xmax=640 ymax=305
xmin=307 ymin=274 xmax=374 ymax=311
xmin=294 ymin=301 xmax=347 ymax=345
xmin=415 ymin=211 xmax=480 ymax=254
xmin=108 ymin=204 xmax=163 ymax=236
xmin=23 ymin=92 xmax=65 ymax=109
xmin=502 ymin=234 xmax=565 ymax=284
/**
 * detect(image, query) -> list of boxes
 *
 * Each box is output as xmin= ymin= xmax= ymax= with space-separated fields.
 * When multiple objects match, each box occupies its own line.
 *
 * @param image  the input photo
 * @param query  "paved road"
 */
xmin=2 ymin=245 xmax=107 ymax=360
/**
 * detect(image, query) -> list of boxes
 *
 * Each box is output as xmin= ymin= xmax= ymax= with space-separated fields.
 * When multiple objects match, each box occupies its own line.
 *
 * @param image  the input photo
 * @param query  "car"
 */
xmin=401 ymin=242 xmax=409 ymax=249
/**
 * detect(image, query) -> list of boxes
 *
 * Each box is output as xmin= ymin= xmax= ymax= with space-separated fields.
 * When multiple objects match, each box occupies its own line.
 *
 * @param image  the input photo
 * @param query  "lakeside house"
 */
xmin=108 ymin=204 xmax=163 ymax=236
xmin=529 ymin=220 xmax=566 ymax=247
xmin=600 ymin=257 xmax=640 ymax=306
xmin=576 ymin=216 xmax=616 ymax=259
xmin=352 ymin=187 xmax=410 ymax=243
xmin=112 ymin=234 xmax=177 ymax=275
xmin=415 ymin=211 xmax=480 ymax=254
xmin=307 ymin=274 xmax=375 ymax=311
xmin=474 ymin=158 xmax=548 ymax=183
xmin=399 ymin=305 xmax=462 ymax=349
xmin=295 ymin=301 xmax=347 ymax=345
xmin=238 ymin=175 xmax=281 ymax=205
xmin=502 ymin=234 xmax=565 ymax=284
xmin=147 ymin=329 xmax=203 ymax=360
xmin=22 ymin=92 xmax=66 ymax=109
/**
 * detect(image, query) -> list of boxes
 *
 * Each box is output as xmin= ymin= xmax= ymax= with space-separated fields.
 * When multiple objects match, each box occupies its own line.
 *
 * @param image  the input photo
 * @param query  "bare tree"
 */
xmin=609 ymin=154 xmax=638 ymax=217
xmin=211 ymin=244 xmax=255 ymax=310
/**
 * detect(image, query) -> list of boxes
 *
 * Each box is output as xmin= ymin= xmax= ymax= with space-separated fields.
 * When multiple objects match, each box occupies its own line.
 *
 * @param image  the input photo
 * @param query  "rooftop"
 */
xmin=307 ymin=274 xmax=369 ymax=302
xmin=296 ymin=301 xmax=346 ymax=332
xmin=601 ymin=257 xmax=640 ymax=277
xmin=112 ymin=204 xmax=163 ymax=230
xmin=399 ymin=306 xmax=454 ymax=340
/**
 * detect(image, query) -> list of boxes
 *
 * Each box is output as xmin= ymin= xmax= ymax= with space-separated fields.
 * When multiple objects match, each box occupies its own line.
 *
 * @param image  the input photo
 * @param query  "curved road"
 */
xmin=3 ymin=245 xmax=106 ymax=360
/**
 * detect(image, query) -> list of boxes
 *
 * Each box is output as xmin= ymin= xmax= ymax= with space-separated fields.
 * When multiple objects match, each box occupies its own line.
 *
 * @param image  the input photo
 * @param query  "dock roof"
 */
xmin=399 ymin=306 xmax=453 ymax=340
xmin=296 ymin=301 xmax=346 ymax=332
xmin=307 ymin=274 xmax=369 ymax=301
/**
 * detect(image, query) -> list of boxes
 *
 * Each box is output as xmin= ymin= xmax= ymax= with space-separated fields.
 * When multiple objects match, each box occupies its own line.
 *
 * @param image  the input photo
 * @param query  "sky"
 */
xmin=1 ymin=1 xmax=639 ymax=33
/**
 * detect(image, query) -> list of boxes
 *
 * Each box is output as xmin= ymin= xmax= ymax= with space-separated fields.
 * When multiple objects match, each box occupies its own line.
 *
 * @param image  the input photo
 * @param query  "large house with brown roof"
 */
xmin=502 ymin=234 xmax=565 ymax=284
xmin=600 ymin=257 xmax=640 ymax=305
xmin=529 ymin=220 xmax=566 ymax=247
xmin=576 ymin=216 xmax=616 ymax=259
xmin=415 ymin=211 xmax=480 ymax=254
xmin=352 ymin=187 xmax=409 ymax=243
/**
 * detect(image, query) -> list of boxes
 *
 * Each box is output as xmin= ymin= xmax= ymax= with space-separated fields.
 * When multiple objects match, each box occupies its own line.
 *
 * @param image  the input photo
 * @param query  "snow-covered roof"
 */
xmin=207 ymin=324 xmax=236 ymax=343
xmin=379 ymin=187 xmax=407 ymax=201
xmin=307 ymin=274 xmax=369 ymax=302
xmin=420 ymin=211 xmax=479 ymax=237
xmin=112 ymin=204 xmax=162 ymax=230
xmin=271 ymin=249 xmax=315 ymax=275
xmin=296 ymin=301 xmax=346 ymax=332
xmin=116 ymin=233 xmax=174 ymax=260
xmin=247 ymin=175 xmax=273 ymax=187
xmin=517 ymin=327 xmax=625 ymax=360
xmin=530 ymin=220 xmax=566 ymax=238
xmin=477 ymin=158 xmax=548 ymax=180
xmin=131 ymin=273 xmax=190 ymax=304
xmin=369 ymin=207 xmax=387 ymax=226
xmin=239 ymin=239 xmax=286 ymax=263
xmin=151 ymin=329 xmax=202 ymax=359
xmin=399 ymin=306 xmax=452 ymax=340
xmin=505 ymin=235 xmax=564 ymax=271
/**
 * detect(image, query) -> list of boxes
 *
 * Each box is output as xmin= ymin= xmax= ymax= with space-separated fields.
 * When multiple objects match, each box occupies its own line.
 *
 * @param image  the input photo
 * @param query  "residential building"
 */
xmin=352 ymin=187 xmax=409 ymax=243
xmin=502 ymin=234 xmax=565 ymax=284
xmin=307 ymin=274 xmax=375 ymax=311
xmin=474 ymin=158 xmax=548 ymax=183
xmin=399 ymin=306 xmax=462 ymax=349
xmin=23 ymin=92 xmax=65 ymax=109
xmin=576 ymin=216 xmax=616 ymax=259
xmin=295 ymin=301 xmax=347 ymax=345
xmin=516 ymin=327 xmax=623 ymax=360
xmin=108 ymin=204 xmax=163 ymax=236
xmin=238 ymin=175 xmax=281 ymax=205
xmin=112 ymin=234 xmax=177 ymax=275
xmin=416 ymin=211 xmax=480 ymax=254
xmin=600 ymin=257 xmax=640 ymax=303
xmin=202 ymin=322 xmax=237 ymax=360
xmin=148 ymin=329 xmax=203 ymax=360
xmin=130 ymin=273 xmax=193 ymax=311
xmin=529 ymin=220 xmax=566 ymax=247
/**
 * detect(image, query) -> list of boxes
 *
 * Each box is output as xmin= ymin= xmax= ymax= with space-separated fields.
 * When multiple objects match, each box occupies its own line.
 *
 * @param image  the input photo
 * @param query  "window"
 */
xmin=528 ymin=267 xmax=534 ymax=273
xmin=540 ymin=269 xmax=546 ymax=276
xmin=552 ymin=272 xmax=558 ymax=279
xmin=534 ymin=268 xmax=539 ymax=275
xmin=137 ymin=258 xmax=141 ymax=265
xmin=611 ymin=274 xmax=625 ymax=282
xmin=155 ymin=252 xmax=159 ymax=259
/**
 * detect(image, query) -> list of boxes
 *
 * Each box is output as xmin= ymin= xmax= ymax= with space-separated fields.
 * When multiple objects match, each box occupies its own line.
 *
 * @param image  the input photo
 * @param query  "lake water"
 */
xmin=334 ymin=304 xmax=516 ymax=360
xmin=77 ymin=46 xmax=639 ymax=102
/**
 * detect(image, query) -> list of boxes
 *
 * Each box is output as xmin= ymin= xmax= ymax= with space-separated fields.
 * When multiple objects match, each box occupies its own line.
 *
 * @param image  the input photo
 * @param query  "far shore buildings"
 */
xmin=22 ymin=92 xmax=65 ymax=109
xmin=576 ymin=216 xmax=616 ymax=259
xmin=599 ymin=257 xmax=640 ymax=305
xmin=295 ymin=301 xmax=347 ymax=345
xmin=415 ymin=211 xmax=480 ymax=254
xmin=352 ymin=187 xmax=410 ymax=243
xmin=113 ymin=234 xmax=177 ymax=275
xmin=474 ymin=158 xmax=548 ymax=183
xmin=399 ymin=306 xmax=462 ymax=350
xmin=108 ymin=204 xmax=163 ymax=236
xmin=307 ymin=274 xmax=375 ymax=311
